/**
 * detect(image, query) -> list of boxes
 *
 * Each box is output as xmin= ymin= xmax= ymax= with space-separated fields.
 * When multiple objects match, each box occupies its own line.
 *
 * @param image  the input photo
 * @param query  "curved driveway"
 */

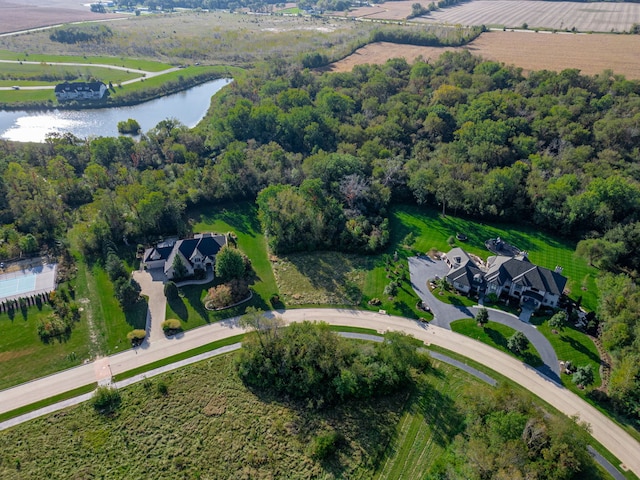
xmin=408 ymin=256 xmax=560 ymax=381
xmin=0 ymin=308 xmax=638 ymax=475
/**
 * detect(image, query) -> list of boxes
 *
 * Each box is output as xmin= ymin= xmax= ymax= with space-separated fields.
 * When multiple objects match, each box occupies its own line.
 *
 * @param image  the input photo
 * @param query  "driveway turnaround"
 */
xmin=408 ymin=256 xmax=560 ymax=381
xmin=0 ymin=308 xmax=638 ymax=477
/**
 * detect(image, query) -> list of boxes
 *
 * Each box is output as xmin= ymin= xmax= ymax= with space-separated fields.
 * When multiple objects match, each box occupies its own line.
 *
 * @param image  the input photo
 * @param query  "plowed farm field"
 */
xmin=0 ymin=0 xmax=126 ymax=35
xmin=348 ymin=0 xmax=640 ymax=33
xmin=326 ymin=31 xmax=640 ymax=80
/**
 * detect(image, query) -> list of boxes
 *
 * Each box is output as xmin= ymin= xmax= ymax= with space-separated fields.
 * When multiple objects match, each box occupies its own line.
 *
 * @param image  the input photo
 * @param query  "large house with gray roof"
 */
xmin=142 ymin=233 xmax=227 ymax=279
xmin=444 ymin=248 xmax=567 ymax=310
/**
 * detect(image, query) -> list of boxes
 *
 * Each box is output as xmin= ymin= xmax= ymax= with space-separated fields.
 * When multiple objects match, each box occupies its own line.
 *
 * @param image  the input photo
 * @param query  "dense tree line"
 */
xmin=236 ymin=309 xmax=429 ymax=407
xmin=3 ymin=50 xmax=640 ymax=257
xmin=3 ymin=50 xmax=640 ymax=420
xmin=49 ymin=25 xmax=114 ymax=44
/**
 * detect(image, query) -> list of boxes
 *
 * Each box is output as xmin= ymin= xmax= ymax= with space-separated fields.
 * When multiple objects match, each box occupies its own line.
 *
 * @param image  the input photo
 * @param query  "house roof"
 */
xmin=54 ymin=82 xmax=106 ymax=93
xmin=485 ymin=255 xmax=567 ymax=296
xmin=143 ymin=233 xmax=227 ymax=273
xmin=444 ymin=247 xmax=473 ymax=269
xmin=142 ymin=245 xmax=173 ymax=263
xmin=446 ymin=263 xmax=484 ymax=289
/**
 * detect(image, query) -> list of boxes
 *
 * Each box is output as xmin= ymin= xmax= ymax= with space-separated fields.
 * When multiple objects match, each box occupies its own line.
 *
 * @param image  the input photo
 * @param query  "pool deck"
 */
xmin=0 ymin=263 xmax=57 ymax=303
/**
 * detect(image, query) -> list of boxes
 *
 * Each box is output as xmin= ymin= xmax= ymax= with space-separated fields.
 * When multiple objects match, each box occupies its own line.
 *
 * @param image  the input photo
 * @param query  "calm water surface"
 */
xmin=0 ymin=78 xmax=231 ymax=142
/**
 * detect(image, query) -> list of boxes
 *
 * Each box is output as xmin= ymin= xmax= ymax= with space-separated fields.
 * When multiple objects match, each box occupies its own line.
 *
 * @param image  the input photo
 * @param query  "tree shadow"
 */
xmin=410 ymin=384 xmax=464 ymax=447
xmin=167 ymin=295 xmax=188 ymax=321
xmin=125 ymin=298 xmax=148 ymax=329
xmin=484 ymin=327 xmax=508 ymax=349
xmin=559 ymin=334 xmax=601 ymax=365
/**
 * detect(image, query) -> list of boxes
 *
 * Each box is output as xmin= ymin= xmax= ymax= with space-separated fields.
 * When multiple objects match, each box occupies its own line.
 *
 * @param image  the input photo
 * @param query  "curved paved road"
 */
xmin=408 ymin=256 xmax=560 ymax=381
xmin=0 ymin=59 xmax=180 ymax=91
xmin=0 ymin=308 xmax=638 ymax=476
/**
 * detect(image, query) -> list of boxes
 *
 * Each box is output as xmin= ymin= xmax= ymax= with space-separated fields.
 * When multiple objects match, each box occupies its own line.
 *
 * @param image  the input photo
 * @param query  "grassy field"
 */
xmin=394 ymin=204 xmax=599 ymax=311
xmin=166 ymin=202 xmax=278 ymax=327
xmin=0 ymin=88 xmax=55 ymax=104
xmin=0 ymin=12 xmax=375 ymax=67
xmin=0 ymin=347 xmax=617 ymax=479
xmin=0 ymin=62 xmax=140 ymax=85
xmin=75 ymin=261 xmax=147 ymax=355
xmin=0 ymin=50 xmax=173 ymax=71
xmin=451 ymin=319 xmax=544 ymax=368
xmin=0 ymin=302 xmax=92 ymax=390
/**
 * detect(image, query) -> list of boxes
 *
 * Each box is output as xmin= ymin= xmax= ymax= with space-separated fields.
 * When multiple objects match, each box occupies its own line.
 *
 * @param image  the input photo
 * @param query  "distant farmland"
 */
xmin=348 ymin=0 xmax=640 ymax=33
xmin=327 ymin=31 xmax=640 ymax=80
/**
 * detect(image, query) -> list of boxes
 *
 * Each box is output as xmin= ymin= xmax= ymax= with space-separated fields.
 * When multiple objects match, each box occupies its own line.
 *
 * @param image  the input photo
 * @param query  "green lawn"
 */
xmin=75 ymin=261 xmax=147 ymax=355
xmin=0 ymin=88 xmax=55 ymax=103
xmin=0 ymin=301 xmax=92 ymax=390
xmin=531 ymin=315 xmax=602 ymax=394
xmin=0 ymin=63 xmax=140 ymax=85
xmin=451 ymin=319 xmax=544 ymax=368
xmin=0 ymin=50 xmax=173 ymax=71
xmin=166 ymin=202 xmax=278 ymax=327
xmin=394 ymin=204 xmax=599 ymax=311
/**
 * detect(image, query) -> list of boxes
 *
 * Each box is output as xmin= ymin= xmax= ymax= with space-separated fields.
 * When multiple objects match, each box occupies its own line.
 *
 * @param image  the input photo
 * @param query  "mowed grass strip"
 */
xmin=393 ymin=204 xmax=598 ymax=310
xmin=0 ymin=383 xmax=96 ymax=424
xmin=451 ymin=319 xmax=544 ymax=368
xmin=0 ymin=50 xmax=173 ymax=71
xmin=0 ymin=63 xmax=141 ymax=85
xmin=75 ymin=261 xmax=147 ymax=355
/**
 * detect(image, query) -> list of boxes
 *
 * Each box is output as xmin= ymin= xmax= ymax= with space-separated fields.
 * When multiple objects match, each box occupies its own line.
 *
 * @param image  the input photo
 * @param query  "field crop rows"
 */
xmin=328 ymin=31 xmax=640 ymax=80
xmin=348 ymin=0 xmax=640 ymax=32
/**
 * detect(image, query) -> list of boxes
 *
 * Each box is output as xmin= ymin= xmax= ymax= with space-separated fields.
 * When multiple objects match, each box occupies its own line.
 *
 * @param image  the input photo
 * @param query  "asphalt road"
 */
xmin=408 ymin=256 xmax=560 ymax=381
xmin=0 ymin=308 xmax=639 ymax=477
xmin=0 ymin=59 xmax=180 ymax=91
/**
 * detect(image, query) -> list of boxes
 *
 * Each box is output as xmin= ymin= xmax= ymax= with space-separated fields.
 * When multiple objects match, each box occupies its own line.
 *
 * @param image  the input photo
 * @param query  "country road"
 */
xmin=0 ymin=308 xmax=639 ymax=476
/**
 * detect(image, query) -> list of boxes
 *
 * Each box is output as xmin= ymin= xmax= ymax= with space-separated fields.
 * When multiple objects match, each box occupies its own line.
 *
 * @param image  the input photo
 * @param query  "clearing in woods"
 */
xmin=326 ymin=32 xmax=640 ymax=80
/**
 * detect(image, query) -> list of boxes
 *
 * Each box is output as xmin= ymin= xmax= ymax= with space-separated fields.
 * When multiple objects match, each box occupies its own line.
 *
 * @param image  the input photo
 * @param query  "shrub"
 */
xmin=164 ymin=281 xmax=179 ymax=299
xmin=156 ymin=381 xmax=168 ymax=396
xmin=206 ymin=284 xmax=233 ymax=309
xmin=37 ymin=314 xmax=70 ymax=340
xmin=127 ymin=329 xmax=146 ymax=345
xmin=91 ymin=386 xmax=121 ymax=414
xmin=309 ymin=430 xmax=342 ymax=460
xmin=161 ymin=318 xmax=182 ymax=333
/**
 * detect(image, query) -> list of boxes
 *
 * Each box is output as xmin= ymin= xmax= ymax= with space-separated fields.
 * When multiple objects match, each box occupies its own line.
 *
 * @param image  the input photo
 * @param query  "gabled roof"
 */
xmin=485 ymin=255 xmax=566 ymax=296
xmin=143 ymin=245 xmax=173 ymax=263
xmin=446 ymin=263 xmax=484 ymax=289
xmin=444 ymin=247 xmax=473 ymax=269
xmin=54 ymin=82 xmax=106 ymax=93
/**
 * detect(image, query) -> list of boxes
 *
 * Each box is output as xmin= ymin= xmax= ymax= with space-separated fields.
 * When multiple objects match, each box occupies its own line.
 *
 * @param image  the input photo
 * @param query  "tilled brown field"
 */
xmin=0 ymin=0 xmax=126 ymax=35
xmin=327 ymin=31 xmax=640 ymax=80
xmin=348 ymin=0 xmax=640 ymax=33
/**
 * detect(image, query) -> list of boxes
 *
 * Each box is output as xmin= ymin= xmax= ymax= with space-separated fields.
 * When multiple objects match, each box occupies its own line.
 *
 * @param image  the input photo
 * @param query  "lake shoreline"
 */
xmin=0 ymin=72 xmax=230 ymax=112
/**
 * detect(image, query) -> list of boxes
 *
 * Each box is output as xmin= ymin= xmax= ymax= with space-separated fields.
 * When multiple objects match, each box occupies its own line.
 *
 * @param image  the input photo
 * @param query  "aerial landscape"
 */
xmin=1 ymin=0 xmax=640 ymax=478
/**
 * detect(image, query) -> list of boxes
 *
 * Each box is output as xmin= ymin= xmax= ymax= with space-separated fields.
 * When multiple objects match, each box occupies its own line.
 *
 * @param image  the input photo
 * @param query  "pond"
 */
xmin=0 ymin=78 xmax=231 ymax=142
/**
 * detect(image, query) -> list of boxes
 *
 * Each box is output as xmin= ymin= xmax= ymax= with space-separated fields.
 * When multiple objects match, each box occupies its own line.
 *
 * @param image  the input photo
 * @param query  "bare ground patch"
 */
xmin=327 ymin=32 xmax=640 ymax=79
